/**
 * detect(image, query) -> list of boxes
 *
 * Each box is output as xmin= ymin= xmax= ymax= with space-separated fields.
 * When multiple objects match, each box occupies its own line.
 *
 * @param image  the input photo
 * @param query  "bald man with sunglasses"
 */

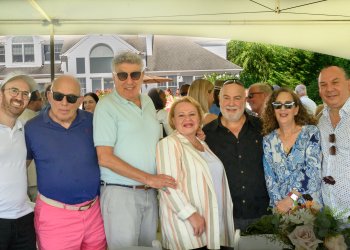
xmin=93 ymin=51 xmax=176 ymax=249
xmin=24 ymin=75 xmax=106 ymax=250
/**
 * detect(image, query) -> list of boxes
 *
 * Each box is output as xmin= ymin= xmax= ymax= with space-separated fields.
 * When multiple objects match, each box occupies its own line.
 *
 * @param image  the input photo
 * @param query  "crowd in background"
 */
xmin=1 ymin=50 xmax=349 ymax=250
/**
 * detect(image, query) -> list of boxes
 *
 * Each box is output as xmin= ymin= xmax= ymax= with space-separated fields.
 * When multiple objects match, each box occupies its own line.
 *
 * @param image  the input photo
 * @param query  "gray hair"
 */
xmin=249 ymin=82 xmax=273 ymax=95
xmin=111 ymin=51 xmax=145 ymax=72
xmin=295 ymin=84 xmax=307 ymax=96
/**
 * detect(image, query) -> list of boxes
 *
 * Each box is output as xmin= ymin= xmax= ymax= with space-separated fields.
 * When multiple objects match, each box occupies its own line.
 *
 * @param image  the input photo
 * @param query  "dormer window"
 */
xmin=12 ymin=36 xmax=34 ymax=63
xmin=44 ymin=43 xmax=63 ymax=62
xmin=0 ymin=45 xmax=4 ymax=63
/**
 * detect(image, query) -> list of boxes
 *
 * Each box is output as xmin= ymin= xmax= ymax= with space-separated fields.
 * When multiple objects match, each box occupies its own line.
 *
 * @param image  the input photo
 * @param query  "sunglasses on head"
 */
xmin=329 ymin=133 xmax=336 ymax=155
xmin=113 ymin=71 xmax=142 ymax=81
xmin=271 ymin=101 xmax=295 ymax=109
xmin=223 ymin=79 xmax=244 ymax=87
xmin=51 ymin=91 xmax=80 ymax=104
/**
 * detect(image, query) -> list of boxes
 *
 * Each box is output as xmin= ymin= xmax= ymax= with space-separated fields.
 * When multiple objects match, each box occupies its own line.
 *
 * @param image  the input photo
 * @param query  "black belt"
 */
xmin=100 ymin=181 xmax=152 ymax=190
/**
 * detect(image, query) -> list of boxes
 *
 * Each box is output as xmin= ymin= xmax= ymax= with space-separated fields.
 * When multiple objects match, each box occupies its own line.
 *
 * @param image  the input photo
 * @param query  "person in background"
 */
xmin=188 ymin=79 xmax=217 ymax=126
xmin=156 ymin=96 xmax=234 ymax=250
xmin=209 ymin=79 xmax=225 ymax=115
xmin=165 ymin=88 xmax=174 ymax=111
xmin=261 ymin=88 xmax=322 ymax=213
xmin=94 ymin=51 xmax=176 ymax=249
xmin=148 ymin=88 xmax=173 ymax=137
xmin=295 ymin=83 xmax=317 ymax=115
xmin=19 ymin=90 xmax=43 ymax=202
xmin=0 ymin=72 xmax=37 ymax=250
xmin=247 ymin=82 xmax=272 ymax=117
xmin=83 ymin=92 xmax=99 ymax=113
xmin=25 ymin=75 xmax=106 ymax=250
xmin=317 ymin=66 xmax=350 ymax=220
xmin=179 ymin=83 xmax=190 ymax=97
xmin=203 ymin=79 xmax=270 ymax=231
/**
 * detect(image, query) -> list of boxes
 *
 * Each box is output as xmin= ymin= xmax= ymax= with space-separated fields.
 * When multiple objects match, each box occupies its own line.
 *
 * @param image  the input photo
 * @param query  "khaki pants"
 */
xmin=100 ymin=185 xmax=158 ymax=250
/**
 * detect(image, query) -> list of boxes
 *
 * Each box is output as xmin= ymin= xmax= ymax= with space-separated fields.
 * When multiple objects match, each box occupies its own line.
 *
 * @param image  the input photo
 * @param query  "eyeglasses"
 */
xmin=247 ymin=92 xmax=264 ymax=99
xmin=113 ymin=71 xmax=142 ymax=81
xmin=4 ymin=87 xmax=31 ymax=100
xmin=329 ymin=133 xmax=336 ymax=155
xmin=51 ymin=91 xmax=80 ymax=104
xmin=271 ymin=101 xmax=295 ymax=109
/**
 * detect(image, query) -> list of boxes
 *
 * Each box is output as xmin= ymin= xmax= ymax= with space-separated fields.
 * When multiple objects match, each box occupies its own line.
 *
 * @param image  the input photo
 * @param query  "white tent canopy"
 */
xmin=1 ymin=0 xmax=350 ymax=59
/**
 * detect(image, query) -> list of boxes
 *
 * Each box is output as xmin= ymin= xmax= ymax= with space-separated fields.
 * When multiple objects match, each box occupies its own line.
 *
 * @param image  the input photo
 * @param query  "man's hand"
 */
xmin=196 ymin=128 xmax=206 ymax=141
xmin=146 ymin=174 xmax=176 ymax=193
xmin=188 ymin=212 xmax=206 ymax=237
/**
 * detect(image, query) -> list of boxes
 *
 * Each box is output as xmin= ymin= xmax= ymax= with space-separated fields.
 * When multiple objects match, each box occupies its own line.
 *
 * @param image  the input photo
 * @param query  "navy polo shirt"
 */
xmin=25 ymin=109 xmax=100 ymax=205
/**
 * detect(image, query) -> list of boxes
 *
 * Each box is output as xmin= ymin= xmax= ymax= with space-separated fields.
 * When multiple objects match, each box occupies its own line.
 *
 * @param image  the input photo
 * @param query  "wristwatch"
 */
xmin=288 ymin=192 xmax=299 ymax=201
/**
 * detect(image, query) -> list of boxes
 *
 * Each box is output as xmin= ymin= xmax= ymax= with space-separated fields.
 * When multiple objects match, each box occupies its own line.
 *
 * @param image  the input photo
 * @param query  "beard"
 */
xmin=221 ymin=106 xmax=245 ymax=122
xmin=1 ymin=97 xmax=26 ymax=118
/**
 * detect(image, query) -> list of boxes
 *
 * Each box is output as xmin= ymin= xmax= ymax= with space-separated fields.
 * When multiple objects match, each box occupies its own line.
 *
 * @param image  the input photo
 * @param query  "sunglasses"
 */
xmin=247 ymin=92 xmax=264 ymax=99
xmin=329 ymin=133 xmax=336 ymax=155
xmin=51 ymin=91 xmax=80 ymax=104
xmin=113 ymin=71 xmax=142 ymax=81
xmin=223 ymin=79 xmax=244 ymax=87
xmin=271 ymin=101 xmax=295 ymax=109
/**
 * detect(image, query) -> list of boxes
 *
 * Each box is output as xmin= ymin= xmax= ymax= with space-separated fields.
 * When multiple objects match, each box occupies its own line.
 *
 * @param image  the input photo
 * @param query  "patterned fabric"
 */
xmin=318 ymin=98 xmax=350 ymax=219
xmin=156 ymin=131 xmax=235 ymax=250
xmin=263 ymin=125 xmax=322 ymax=206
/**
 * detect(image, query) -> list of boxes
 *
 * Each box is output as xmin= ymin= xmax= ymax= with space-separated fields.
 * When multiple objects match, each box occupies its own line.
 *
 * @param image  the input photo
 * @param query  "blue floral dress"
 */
xmin=263 ymin=125 xmax=322 ymax=206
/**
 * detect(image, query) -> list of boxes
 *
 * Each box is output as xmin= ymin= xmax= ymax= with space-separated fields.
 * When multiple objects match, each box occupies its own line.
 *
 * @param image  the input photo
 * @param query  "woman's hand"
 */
xmin=276 ymin=197 xmax=294 ymax=213
xmin=187 ymin=212 xmax=206 ymax=237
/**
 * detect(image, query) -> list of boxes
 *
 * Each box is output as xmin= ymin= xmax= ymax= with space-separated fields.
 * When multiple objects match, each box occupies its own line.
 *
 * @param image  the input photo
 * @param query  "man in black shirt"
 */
xmin=203 ymin=80 xmax=270 ymax=231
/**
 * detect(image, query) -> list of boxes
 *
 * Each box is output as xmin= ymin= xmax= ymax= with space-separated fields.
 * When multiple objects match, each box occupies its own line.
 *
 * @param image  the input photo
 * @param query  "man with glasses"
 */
xmin=318 ymin=66 xmax=350 ymax=220
xmin=203 ymin=79 xmax=270 ymax=231
xmin=93 ymin=51 xmax=176 ymax=249
xmin=247 ymin=82 xmax=272 ymax=117
xmin=24 ymin=75 xmax=106 ymax=249
xmin=0 ymin=72 xmax=37 ymax=250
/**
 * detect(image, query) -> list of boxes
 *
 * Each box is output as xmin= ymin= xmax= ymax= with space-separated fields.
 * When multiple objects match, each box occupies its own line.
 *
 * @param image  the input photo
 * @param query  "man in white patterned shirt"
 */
xmin=318 ymin=66 xmax=350 ymax=219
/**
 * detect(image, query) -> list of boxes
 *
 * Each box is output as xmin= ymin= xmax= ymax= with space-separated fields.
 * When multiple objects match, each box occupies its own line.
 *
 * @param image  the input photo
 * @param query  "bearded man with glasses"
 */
xmin=318 ymin=66 xmax=350 ymax=221
xmin=24 ymin=75 xmax=107 ymax=250
xmin=93 ymin=51 xmax=176 ymax=249
xmin=0 ymin=72 xmax=37 ymax=250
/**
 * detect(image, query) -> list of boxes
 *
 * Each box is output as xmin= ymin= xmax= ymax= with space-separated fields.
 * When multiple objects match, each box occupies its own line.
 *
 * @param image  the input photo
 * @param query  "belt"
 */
xmin=39 ymin=193 xmax=97 ymax=211
xmin=100 ymin=181 xmax=152 ymax=190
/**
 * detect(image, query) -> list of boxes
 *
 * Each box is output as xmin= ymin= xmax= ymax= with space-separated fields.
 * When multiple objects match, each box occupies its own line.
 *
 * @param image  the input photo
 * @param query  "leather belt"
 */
xmin=100 ymin=181 xmax=152 ymax=190
xmin=39 ymin=193 xmax=97 ymax=211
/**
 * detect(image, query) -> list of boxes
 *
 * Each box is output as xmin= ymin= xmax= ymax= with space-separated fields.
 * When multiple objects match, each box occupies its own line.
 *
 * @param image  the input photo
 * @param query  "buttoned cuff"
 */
xmin=177 ymin=204 xmax=197 ymax=220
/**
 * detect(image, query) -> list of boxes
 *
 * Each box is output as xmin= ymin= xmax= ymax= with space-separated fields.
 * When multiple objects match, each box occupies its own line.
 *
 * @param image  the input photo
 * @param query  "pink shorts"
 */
xmin=35 ymin=195 xmax=106 ymax=250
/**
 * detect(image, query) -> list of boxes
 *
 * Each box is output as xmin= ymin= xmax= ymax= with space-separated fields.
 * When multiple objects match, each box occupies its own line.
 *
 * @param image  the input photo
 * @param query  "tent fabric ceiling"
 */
xmin=1 ymin=0 xmax=350 ymax=59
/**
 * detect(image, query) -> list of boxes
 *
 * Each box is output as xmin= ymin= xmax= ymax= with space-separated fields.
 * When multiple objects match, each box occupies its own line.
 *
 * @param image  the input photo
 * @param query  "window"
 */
xmin=0 ymin=45 xmax=5 ymax=63
xmin=77 ymin=78 xmax=86 ymax=94
xmin=43 ymin=43 xmax=63 ymax=61
xmin=90 ymin=44 xmax=113 ymax=73
xmin=12 ymin=36 xmax=34 ymax=63
xmin=76 ymin=58 xmax=85 ymax=74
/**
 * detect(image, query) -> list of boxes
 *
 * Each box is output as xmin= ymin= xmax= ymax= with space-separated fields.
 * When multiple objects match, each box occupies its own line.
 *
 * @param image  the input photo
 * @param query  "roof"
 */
xmin=0 ymin=64 xmax=63 ymax=79
xmin=146 ymin=36 xmax=241 ymax=73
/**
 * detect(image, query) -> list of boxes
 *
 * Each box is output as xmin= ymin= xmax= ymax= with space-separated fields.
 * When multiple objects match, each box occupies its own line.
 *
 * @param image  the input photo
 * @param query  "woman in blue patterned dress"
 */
xmin=261 ymin=88 xmax=322 ymax=213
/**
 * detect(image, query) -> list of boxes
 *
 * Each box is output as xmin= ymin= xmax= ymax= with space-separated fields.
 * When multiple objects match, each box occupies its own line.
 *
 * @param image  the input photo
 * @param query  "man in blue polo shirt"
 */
xmin=25 ymin=75 xmax=106 ymax=249
xmin=94 ymin=51 xmax=177 ymax=249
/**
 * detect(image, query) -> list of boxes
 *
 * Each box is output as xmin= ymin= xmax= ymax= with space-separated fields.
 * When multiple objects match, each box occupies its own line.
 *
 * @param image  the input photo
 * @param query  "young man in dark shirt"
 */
xmin=203 ymin=79 xmax=270 ymax=231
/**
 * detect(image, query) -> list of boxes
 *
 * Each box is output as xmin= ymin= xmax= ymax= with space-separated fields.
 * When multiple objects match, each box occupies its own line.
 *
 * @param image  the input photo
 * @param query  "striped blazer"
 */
xmin=156 ymin=131 xmax=235 ymax=250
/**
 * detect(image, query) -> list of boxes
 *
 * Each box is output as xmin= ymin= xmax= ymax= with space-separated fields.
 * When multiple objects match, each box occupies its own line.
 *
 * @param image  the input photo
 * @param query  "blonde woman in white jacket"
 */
xmin=156 ymin=96 xmax=234 ymax=250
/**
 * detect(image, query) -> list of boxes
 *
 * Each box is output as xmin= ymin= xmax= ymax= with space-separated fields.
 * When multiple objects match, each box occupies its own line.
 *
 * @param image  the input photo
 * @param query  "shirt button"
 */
xmin=241 ymin=170 xmax=244 ymax=174
xmin=242 ymin=200 xmax=246 ymax=203
xmin=238 ymin=155 xmax=242 ymax=159
xmin=242 ymin=186 xmax=245 ymax=189
xmin=237 ymin=140 xmax=240 ymax=144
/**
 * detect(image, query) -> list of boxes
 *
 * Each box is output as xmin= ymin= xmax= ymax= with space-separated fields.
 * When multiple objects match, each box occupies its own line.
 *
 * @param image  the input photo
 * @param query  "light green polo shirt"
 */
xmin=93 ymin=89 xmax=161 ymax=185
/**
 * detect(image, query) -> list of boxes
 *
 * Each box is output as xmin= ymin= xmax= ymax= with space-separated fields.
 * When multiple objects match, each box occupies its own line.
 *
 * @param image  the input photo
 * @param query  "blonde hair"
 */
xmin=168 ymin=96 xmax=204 ymax=130
xmin=188 ymin=79 xmax=214 ymax=113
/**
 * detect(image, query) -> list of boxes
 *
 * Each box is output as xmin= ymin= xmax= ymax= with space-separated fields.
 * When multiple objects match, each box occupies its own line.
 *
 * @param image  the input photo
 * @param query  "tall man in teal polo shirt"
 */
xmin=93 ymin=51 xmax=176 ymax=249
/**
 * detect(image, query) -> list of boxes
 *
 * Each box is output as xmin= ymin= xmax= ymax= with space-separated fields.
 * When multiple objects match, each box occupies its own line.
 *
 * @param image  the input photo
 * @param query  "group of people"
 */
xmin=0 ymin=49 xmax=349 ymax=250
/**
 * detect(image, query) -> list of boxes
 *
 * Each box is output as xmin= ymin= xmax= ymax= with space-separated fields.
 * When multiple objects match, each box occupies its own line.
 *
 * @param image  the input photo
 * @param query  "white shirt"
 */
xmin=0 ymin=120 xmax=33 ymax=219
xmin=318 ymin=97 xmax=350 ymax=219
xmin=300 ymin=95 xmax=317 ymax=115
